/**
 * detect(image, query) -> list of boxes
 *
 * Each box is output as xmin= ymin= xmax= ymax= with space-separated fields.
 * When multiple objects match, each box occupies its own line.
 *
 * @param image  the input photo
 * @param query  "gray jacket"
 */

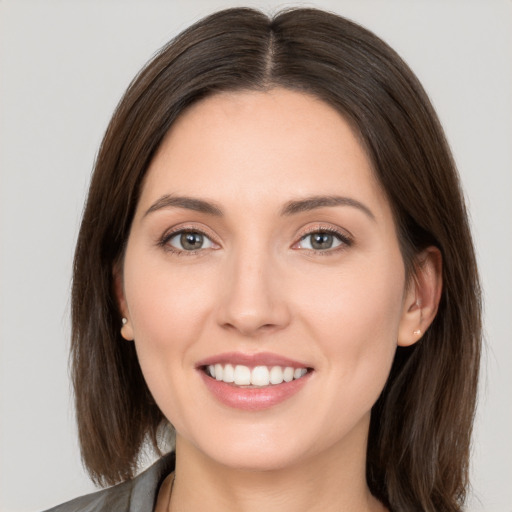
xmin=43 ymin=452 xmax=175 ymax=512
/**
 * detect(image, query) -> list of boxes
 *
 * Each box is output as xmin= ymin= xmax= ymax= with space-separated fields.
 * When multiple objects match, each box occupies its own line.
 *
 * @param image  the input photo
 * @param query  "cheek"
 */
xmin=294 ymin=253 xmax=405 ymax=403
xmin=297 ymin=252 xmax=405 ymax=336
xmin=122 ymin=251 xmax=217 ymax=398
xmin=125 ymin=255 xmax=214 ymax=342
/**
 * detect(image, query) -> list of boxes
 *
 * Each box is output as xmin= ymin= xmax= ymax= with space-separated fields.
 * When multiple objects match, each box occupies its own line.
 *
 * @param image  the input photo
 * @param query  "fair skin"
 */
xmin=116 ymin=88 xmax=442 ymax=512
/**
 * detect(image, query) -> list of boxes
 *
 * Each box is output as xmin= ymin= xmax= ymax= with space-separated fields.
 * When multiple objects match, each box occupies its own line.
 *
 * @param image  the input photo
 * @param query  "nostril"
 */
xmin=220 ymin=319 xmax=286 ymax=337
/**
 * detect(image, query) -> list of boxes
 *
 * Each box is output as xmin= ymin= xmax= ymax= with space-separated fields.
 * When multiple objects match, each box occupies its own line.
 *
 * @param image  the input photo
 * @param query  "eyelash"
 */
xmin=158 ymin=225 xmax=353 ymax=256
xmin=158 ymin=226 xmax=218 ymax=256
xmin=295 ymin=226 xmax=353 ymax=254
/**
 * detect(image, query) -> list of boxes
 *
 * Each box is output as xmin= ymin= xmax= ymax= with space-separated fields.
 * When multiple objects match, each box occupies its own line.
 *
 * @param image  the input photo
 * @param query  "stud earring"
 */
xmin=413 ymin=329 xmax=421 ymax=336
xmin=122 ymin=318 xmax=127 ymax=326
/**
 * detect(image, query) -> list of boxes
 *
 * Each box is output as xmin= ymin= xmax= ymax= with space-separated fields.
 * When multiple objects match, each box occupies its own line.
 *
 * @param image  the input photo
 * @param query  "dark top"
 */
xmin=43 ymin=452 xmax=176 ymax=512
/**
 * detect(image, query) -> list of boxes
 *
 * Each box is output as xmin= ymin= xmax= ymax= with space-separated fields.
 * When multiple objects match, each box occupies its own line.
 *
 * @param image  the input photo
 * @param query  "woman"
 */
xmin=45 ymin=7 xmax=481 ymax=512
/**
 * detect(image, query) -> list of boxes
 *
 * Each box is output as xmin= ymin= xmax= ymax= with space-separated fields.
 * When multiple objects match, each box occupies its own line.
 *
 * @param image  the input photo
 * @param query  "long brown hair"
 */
xmin=71 ymin=7 xmax=481 ymax=511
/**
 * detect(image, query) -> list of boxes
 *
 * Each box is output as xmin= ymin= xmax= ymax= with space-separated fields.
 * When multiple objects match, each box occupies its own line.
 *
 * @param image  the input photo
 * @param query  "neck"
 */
xmin=168 ymin=424 xmax=386 ymax=512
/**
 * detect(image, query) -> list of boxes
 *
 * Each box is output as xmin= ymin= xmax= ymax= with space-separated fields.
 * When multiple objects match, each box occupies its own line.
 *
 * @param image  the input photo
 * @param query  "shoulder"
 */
xmin=42 ymin=452 xmax=176 ymax=512
xmin=42 ymin=481 xmax=131 ymax=512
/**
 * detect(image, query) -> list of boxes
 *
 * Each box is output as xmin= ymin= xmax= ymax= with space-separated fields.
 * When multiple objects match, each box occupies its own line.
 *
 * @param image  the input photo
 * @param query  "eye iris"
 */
xmin=311 ymin=232 xmax=333 ymax=250
xmin=180 ymin=232 xmax=203 ymax=250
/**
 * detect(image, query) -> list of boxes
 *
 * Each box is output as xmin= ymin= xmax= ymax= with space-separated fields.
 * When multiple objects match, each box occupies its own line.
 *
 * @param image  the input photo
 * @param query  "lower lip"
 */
xmin=199 ymin=371 xmax=312 ymax=411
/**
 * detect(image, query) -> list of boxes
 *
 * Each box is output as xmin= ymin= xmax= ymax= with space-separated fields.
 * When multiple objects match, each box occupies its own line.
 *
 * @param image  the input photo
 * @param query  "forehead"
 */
xmin=138 ymin=88 xmax=389 ymax=220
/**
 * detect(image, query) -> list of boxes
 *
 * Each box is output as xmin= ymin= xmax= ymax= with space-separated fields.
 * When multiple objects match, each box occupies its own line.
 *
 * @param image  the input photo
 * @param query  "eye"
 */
xmin=295 ymin=230 xmax=349 ymax=251
xmin=166 ymin=230 xmax=216 ymax=252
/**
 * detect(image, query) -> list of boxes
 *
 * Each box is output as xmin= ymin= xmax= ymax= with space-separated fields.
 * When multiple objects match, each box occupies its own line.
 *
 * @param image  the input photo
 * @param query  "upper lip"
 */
xmin=195 ymin=352 xmax=312 ymax=370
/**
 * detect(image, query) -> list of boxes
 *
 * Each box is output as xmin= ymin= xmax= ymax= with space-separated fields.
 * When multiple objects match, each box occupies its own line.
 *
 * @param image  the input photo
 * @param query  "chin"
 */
xmin=206 ymin=443 xmax=307 ymax=472
xmin=177 ymin=416 xmax=347 ymax=474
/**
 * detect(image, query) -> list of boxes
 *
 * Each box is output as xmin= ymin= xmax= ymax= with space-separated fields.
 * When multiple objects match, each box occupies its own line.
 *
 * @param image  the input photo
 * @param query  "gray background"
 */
xmin=1 ymin=1 xmax=510 ymax=511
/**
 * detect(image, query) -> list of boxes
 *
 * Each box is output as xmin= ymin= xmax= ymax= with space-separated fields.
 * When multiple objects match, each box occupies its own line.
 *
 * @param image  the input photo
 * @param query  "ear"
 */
xmin=113 ymin=262 xmax=134 ymax=341
xmin=398 ymin=246 xmax=443 ymax=347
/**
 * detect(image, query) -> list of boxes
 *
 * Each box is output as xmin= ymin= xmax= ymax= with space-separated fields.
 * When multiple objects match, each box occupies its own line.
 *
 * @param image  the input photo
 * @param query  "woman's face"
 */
xmin=119 ymin=88 xmax=415 ymax=471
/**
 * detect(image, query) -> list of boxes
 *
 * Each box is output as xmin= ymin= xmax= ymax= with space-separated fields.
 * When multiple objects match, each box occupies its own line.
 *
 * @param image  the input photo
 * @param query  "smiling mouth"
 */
xmin=203 ymin=364 xmax=311 ymax=387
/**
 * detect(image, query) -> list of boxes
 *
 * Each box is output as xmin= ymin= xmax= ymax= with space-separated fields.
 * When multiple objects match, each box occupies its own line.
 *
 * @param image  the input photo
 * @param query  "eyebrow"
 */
xmin=281 ymin=195 xmax=376 ymax=221
xmin=144 ymin=195 xmax=224 ymax=218
xmin=144 ymin=193 xmax=375 ymax=221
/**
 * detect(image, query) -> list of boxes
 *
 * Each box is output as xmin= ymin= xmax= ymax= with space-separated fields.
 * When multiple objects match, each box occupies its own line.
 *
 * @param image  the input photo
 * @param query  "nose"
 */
xmin=216 ymin=249 xmax=291 ymax=337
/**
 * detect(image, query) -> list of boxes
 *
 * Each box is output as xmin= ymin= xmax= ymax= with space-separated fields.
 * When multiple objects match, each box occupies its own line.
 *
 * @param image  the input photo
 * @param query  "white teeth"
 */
xmin=251 ymin=366 xmax=270 ymax=386
xmin=207 ymin=363 xmax=308 ymax=387
xmin=269 ymin=366 xmax=284 ymax=384
xmin=233 ymin=365 xmax=251 ymax=385
xmin=223 ymin=363 xmax=235 ymax=383
xmin=283 ymin=367 xmax=294 ymax=382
